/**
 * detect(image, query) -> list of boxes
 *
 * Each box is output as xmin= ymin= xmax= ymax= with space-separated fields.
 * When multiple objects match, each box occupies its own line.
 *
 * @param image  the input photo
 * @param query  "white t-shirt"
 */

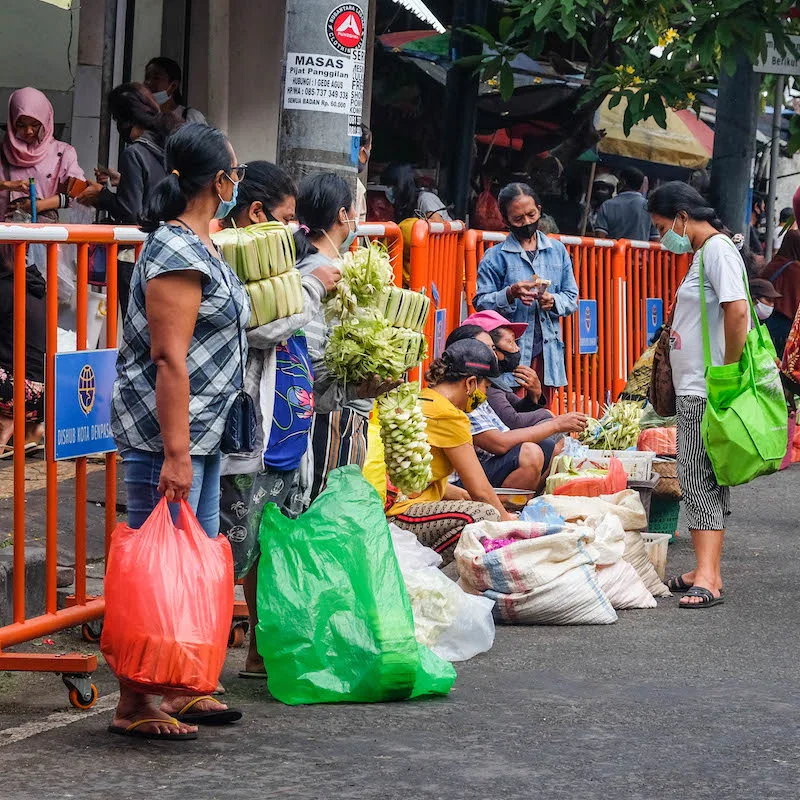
xmin=670 ymin=234 xmax=748 ymax=397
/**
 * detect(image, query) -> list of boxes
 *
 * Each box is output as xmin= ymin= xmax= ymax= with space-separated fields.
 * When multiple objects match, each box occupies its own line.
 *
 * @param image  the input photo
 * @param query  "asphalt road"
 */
xmin=1 ymin=467 xmax=799 ymax=800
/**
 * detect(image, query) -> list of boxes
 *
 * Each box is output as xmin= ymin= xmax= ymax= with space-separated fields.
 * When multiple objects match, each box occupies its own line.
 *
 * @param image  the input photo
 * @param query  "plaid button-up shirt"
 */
xmin=111 ymin=224 xmax=250 ymax=455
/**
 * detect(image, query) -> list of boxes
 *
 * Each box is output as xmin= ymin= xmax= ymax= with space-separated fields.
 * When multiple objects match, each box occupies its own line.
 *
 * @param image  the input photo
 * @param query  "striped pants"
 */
xmin=676 ymin=395 xmax=730 ymax=531
xmin=309 ymin=407 xmax=368 ymax=501
xmin=391 ymin=501 xmax=501 ymax=566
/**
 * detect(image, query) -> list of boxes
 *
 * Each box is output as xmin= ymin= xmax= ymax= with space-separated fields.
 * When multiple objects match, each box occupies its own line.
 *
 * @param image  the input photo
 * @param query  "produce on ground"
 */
xmin=577 ymin=400 xmax=643 ymax=450
xmin=378 ymin=382 xmax=433 ymax=495
xmin=211 ymin=222 xmax=302 ymax=327
xmin=545 ymin=455 xmax=609 ymax=494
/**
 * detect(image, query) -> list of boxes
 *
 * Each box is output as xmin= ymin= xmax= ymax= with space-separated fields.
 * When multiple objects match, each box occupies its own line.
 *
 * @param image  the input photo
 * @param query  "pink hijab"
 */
xmin=3 ymin=88 xmax=59 ymax=170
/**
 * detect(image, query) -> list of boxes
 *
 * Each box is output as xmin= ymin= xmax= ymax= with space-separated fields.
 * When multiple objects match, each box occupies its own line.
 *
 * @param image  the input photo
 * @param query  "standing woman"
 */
xmin=294 ymin=172 xmax=398 ymax=500
xmin=144 ymin=56 xmax=206 ymax=125
xmin=474 ymin=183 xmax=578 ymax=407
xmin=0 ymin=87 xmax=85 ymax=221
xmin=648 ymin=182 xmax=749 ymax=609
xmin=109 ymin=123 xmax=248 ymax=739
xmin=217 ymin=162 xmax=341 ymax=679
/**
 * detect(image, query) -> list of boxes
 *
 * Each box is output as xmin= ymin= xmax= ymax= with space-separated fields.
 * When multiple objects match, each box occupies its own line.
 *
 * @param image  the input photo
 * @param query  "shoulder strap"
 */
xmin=768 ymin=259 xmax=796 ymax=284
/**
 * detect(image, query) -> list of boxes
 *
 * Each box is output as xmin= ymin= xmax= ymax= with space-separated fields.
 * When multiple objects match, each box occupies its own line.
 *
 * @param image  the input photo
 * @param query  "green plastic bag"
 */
xmin=255 ymin=465 xmax=456 ymax=705
xmin=698 ymin=246 xmax=787 ymax=487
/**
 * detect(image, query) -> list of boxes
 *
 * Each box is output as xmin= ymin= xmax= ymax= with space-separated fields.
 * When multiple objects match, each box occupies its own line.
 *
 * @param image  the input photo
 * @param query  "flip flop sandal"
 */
xmin=108 ymin=717 xmax=198 ymax=741
xmin=666 ymin=574 xmax=693 ymax=593
xmin=238 ymin=670 xmax=268 ymax=680
xmin=174 ymin=696 xmax=243 ymax=725
xmin=679 ymin=586 xmax=724 ymax=609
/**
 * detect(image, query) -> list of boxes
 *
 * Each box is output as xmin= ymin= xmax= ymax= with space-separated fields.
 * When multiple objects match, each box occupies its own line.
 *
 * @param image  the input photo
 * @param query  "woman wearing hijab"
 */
xmin=759 ymin=229 xmax=800 ymax=357
xmin=0 ymin=87 xmax=85 ymax=222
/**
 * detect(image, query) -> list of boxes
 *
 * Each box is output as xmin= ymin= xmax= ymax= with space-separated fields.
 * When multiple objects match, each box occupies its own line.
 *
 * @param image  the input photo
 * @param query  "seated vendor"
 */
xmin=386 ymin=339 xmax=513 ymax=566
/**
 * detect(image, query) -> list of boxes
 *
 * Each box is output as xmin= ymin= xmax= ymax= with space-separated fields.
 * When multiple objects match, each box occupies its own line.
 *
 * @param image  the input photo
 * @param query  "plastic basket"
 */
xmin=648 ymin=497 xmax=680 ymax=542
xmin=627 ymin=473 xmax=660 ymax=519
xmin=641 ymin=532 xmax=671 ymax=581
xmin=585 ymin=450 xmax=655 ymax=481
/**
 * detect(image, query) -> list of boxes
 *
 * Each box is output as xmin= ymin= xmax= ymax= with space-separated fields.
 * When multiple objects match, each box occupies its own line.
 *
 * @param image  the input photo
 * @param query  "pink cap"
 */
xmin=463 ymin=309 xmax=528 ymax=339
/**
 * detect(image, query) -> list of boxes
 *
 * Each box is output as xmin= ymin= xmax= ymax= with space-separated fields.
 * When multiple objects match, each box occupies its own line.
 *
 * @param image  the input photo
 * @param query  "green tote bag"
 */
xmin=698 ymin=245 xmax=788 ymax=487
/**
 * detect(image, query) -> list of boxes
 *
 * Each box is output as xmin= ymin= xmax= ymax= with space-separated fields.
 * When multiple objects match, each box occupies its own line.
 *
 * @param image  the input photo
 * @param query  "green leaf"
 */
xmin=562 ymin=10 xmax=577 ymax=38
xmin=456 ymin=54 xmax=485 ymax=70
xmin=534 ymin=0 xmax=557 ymax=28
xmin=648 ymin=94 xmax=667 ymax=129
xmin=623 ymin=106 xmax=635 ymax=136
xmin=483 ymin=56 xmax=503 ymax=81
xmin=466 ymin=25 xmax=496 ymax=47
xmin=608 ymin=92 xmax=623 ymax=109
xmin=499 ymin=16 xmax=514 ymax=43
xmin=500 ymin=62 xmax=515 ymax=101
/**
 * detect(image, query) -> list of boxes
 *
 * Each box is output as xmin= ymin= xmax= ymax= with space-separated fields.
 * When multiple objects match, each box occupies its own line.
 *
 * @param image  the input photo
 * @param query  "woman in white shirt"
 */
xmin=648 ymin=182 xmax=749 ymax=609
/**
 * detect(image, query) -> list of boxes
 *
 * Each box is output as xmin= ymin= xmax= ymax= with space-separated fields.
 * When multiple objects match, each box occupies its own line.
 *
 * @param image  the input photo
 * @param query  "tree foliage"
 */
xmin=464 ymin=0 xmax=800 ymax=160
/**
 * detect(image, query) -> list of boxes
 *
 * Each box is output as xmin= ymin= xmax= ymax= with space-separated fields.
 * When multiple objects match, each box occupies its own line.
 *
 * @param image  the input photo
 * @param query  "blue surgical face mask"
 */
xmin=386 ymin=187 xmax=395 ymax=204
xmin=152 ymin=89 xmax=170 ymax=105
xmin=214 ymin=176 xmax=239 ymax=220
xmin=660 ymin=216 xmax=693 ymax=254
xmin=341 ymin=216 xmax=358 ymax=252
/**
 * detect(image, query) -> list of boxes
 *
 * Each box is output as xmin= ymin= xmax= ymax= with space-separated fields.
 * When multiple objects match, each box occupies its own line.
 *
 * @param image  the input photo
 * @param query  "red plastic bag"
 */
xmin=101 ymin=498 xmax=233 ymax=695
xmin=472 ymin=179 xmax=505 ymax=232
xmin=553 ymin=457 xmax=628 ymax=497
xmin=637 ymin=427 xmax=677 ymax=456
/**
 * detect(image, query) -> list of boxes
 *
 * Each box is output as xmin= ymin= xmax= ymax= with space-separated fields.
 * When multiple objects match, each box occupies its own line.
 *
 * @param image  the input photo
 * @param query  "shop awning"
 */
xmin=597 ymin=97 xmax=714 ymax=169
xmin=389 ymin=1 xmax=446 ymax=33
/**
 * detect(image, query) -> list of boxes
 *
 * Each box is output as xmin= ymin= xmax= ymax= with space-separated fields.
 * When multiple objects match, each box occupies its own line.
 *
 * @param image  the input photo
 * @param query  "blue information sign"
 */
xmin=434 ymin=308 xmax=447 ymax=359
xmin=53 ymin=349 xmax=117 ymax=461
xmin=577 ymin=299 xmax=598 ymax=354
xmin=645 ymin=298 xmax=664 ymax=345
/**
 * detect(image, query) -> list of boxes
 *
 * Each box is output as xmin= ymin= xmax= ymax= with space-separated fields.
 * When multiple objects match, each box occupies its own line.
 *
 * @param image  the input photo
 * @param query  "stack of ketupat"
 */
xmin=211 ymin=222 xmax=302 ymax=327
xmin=325 ymin=242 xmax=433 ymax=495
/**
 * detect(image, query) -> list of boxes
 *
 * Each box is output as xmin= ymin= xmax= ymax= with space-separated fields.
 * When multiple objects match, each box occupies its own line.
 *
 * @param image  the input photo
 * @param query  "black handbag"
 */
xmin=219 ymin=261 xmax=258 ymax=455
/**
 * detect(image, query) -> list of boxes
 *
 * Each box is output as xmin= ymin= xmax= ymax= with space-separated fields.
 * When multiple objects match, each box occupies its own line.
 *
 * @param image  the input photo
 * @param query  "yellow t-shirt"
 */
xmin=387 ymin=387 xmax=473 ymax=516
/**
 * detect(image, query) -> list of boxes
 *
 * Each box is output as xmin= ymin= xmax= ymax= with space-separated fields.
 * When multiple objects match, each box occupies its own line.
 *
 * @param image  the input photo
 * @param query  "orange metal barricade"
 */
xmin=408 ymin=219 xmax=467 ymax=378
xmin=0 ymin=222 xmax=145 ymax=709
xmin=352 ymin=221 xmax=404 ymax=286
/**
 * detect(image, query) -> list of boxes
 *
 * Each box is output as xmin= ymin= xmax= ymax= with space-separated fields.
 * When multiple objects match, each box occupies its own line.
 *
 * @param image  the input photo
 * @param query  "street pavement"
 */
xmin=0 ymin=466 xmax=799 ymax=799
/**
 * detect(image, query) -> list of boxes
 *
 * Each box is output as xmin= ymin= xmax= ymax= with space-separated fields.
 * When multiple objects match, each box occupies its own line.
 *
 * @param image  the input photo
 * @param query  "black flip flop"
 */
xmin=679 ymin=586 xmax=724 ymax=609
xmin=666 ymin=574 xmax=693 ymax=593
xmin=174 ymin=696 xmax=243 ymax=725
xmin=108 ymin=717 xmax=198 ymax=741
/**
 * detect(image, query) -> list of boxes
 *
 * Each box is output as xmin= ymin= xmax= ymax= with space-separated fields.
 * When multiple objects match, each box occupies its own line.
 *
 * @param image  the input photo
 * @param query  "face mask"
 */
xmin=152 ymin=89 xmax=170 ymax=105
xmin=386 ymin=187 xmax=396 ymax=204
xmin=466 ymin=386 xmax=487 ymax=413
xmin=660 ymin=217 xmax=693 ymax=254
xmin=214 ymin=177 xmax=239 ymax=220
xmin=756 ymin=301 xmax=774 ymax=321
xmin=497 ymin=347 xmax=521 ymax=373
xmin=340 ymin=214 xmax=358 ymax=253
xmin=509 ymin=221 xmax=539 ymax=241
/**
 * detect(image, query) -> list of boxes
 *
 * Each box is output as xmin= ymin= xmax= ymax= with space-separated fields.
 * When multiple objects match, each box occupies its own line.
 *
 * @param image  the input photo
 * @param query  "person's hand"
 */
xmin=557 ymin=412 xmax=589 ymax=434
xmin=500 ymin=509 xmax=517 ymax=522
xmin=513 ymin=365 xmax=542 ymax=399
xmin=95 ymin=166 xmax=121 ymax=187
xmin=158 ymin=453 xmax=193 ymax=502
xmin=76 ymin=182 xmax=104 ymax=206
xmin=356 ymin=374 xmax=402 ymax=399
xmin=539 ymin=290 xmax=555 ymax=311
xmin=506 ymin=281 xmax=538 ymax=306
xmin=311 ymin=263 xmax=342 ymax=293
xmin=9 ymin=198 xmax=31 ymax=214
xmin=2 ymin=179 xmax=32 ymax=194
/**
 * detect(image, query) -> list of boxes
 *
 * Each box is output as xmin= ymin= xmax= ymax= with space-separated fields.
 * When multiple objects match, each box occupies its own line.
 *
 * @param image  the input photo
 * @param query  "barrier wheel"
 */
xmin=81 ymin=620 xmax=103 ymax=643
xmin=69 ymin=684 xmax=99 ymax=710
xmin=228 ymin=622 xmax=248 ymax=648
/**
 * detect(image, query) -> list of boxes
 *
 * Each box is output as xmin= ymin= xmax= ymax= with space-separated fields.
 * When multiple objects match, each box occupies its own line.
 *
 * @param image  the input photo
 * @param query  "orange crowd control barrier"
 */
xmin=0 ymin=222 xmax=145 ymax=709
xmin=353 ymin=221 xmax=404 ymax=285
xmin=463 ymin=230 xmax=690 ymax=416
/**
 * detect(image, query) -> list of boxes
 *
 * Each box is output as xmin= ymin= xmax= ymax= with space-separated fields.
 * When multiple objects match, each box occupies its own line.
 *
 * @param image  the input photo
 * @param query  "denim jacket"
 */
xmin=474 ymin=232 xmax=578 ymax=388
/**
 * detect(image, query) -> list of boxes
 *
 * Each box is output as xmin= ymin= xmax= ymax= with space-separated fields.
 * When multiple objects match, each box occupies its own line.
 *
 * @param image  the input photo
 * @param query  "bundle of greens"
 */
xmin=211 ymin=222 xmax=302 ymax=327
xmin=378 ymin=382 xmax=433 ymax=495
xmin=324 ymin=242 xmax=429 ymax=383
xmin=577 ymin=400 xmax=643 ymax=450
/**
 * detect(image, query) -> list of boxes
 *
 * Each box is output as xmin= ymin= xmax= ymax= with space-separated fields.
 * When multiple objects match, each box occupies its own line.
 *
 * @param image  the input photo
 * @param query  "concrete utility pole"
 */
xmin=278 ymin=0 xmax=370 ymax=193
xmin=710 ymin=53 xmax=762 ymax=233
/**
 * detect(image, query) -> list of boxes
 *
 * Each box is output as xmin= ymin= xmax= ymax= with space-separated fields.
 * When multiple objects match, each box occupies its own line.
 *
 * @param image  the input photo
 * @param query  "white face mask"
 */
xmin=152 ymin=89 xmax=170 ymax=105
xmin=756 ymin=301 xmax=774 ymax=321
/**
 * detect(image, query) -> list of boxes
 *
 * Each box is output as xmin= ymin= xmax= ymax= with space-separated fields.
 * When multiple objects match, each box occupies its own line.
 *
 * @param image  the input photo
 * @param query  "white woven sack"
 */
xmin=622 ymin=530 xmax=671 ymax=598
xmin=596 ymin=561 xmax=657 ymax=609
xmin=455 ymin=522 xmax=617 ymax=625
xmin=540 ymin=489 xmax=649 ymax=531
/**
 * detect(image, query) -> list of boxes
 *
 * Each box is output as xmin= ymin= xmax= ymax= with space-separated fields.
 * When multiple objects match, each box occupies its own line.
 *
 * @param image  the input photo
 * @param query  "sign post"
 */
xmin=577 ymin=300 xmax=598 ymax=355
xmin=645 ymin=298 xmax=664 ymax=346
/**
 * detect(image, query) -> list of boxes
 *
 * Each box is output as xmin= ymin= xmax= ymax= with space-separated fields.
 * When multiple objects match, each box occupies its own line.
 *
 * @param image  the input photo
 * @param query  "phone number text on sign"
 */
xmin=284 ymin=52 xmax=353 ymax=113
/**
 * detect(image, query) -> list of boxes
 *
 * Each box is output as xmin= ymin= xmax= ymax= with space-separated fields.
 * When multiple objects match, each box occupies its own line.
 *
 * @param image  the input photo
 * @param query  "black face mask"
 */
xmin=497 ymin=347 xmax=521 ymax=373
xmin=508 ymin=221 xmax=539 ymax=241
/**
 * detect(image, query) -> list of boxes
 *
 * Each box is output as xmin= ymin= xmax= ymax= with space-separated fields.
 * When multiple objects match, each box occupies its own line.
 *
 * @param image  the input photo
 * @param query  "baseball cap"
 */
xmin=749 ymin=278 xmax=781 ymax=300
xmin=463 ymin=309 xmax=528 ymax=339
xmin=442 ymin=339 xmax=500 ymax=378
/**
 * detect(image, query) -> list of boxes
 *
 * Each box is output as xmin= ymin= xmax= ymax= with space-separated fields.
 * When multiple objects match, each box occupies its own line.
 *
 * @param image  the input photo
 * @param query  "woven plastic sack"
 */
xmin=101 ymin=498 xmax=234 ymax=695
xmin=637 ymin=427 xmax=677 ymax=456
xmin=455 ymin=521 xmax=617 ymax=625
xmin=255 ymin=466 xmax=456 ymax=704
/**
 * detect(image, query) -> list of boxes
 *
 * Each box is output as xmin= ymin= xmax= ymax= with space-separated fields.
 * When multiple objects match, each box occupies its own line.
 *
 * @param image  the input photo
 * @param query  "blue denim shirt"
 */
xmin=474 ymin=232 xmax=578 ymax=388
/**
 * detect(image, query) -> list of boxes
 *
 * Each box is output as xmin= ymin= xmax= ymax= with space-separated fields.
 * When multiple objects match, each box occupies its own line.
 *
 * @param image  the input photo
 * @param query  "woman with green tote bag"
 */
xmin=648 ymin=183 xmax=751 ymax=609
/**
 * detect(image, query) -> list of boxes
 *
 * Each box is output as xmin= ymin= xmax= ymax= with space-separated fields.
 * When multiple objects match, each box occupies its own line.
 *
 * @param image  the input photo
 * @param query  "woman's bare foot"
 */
xmin=113 ymin=695 xmax=198 ymax=736
xmin=0 ymin=416 xmax=13 ymax=448
xmin=678 ymin=570 xmax=722 ymax=606
xmin=25 ymin=422 xmax=44 ymax=444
